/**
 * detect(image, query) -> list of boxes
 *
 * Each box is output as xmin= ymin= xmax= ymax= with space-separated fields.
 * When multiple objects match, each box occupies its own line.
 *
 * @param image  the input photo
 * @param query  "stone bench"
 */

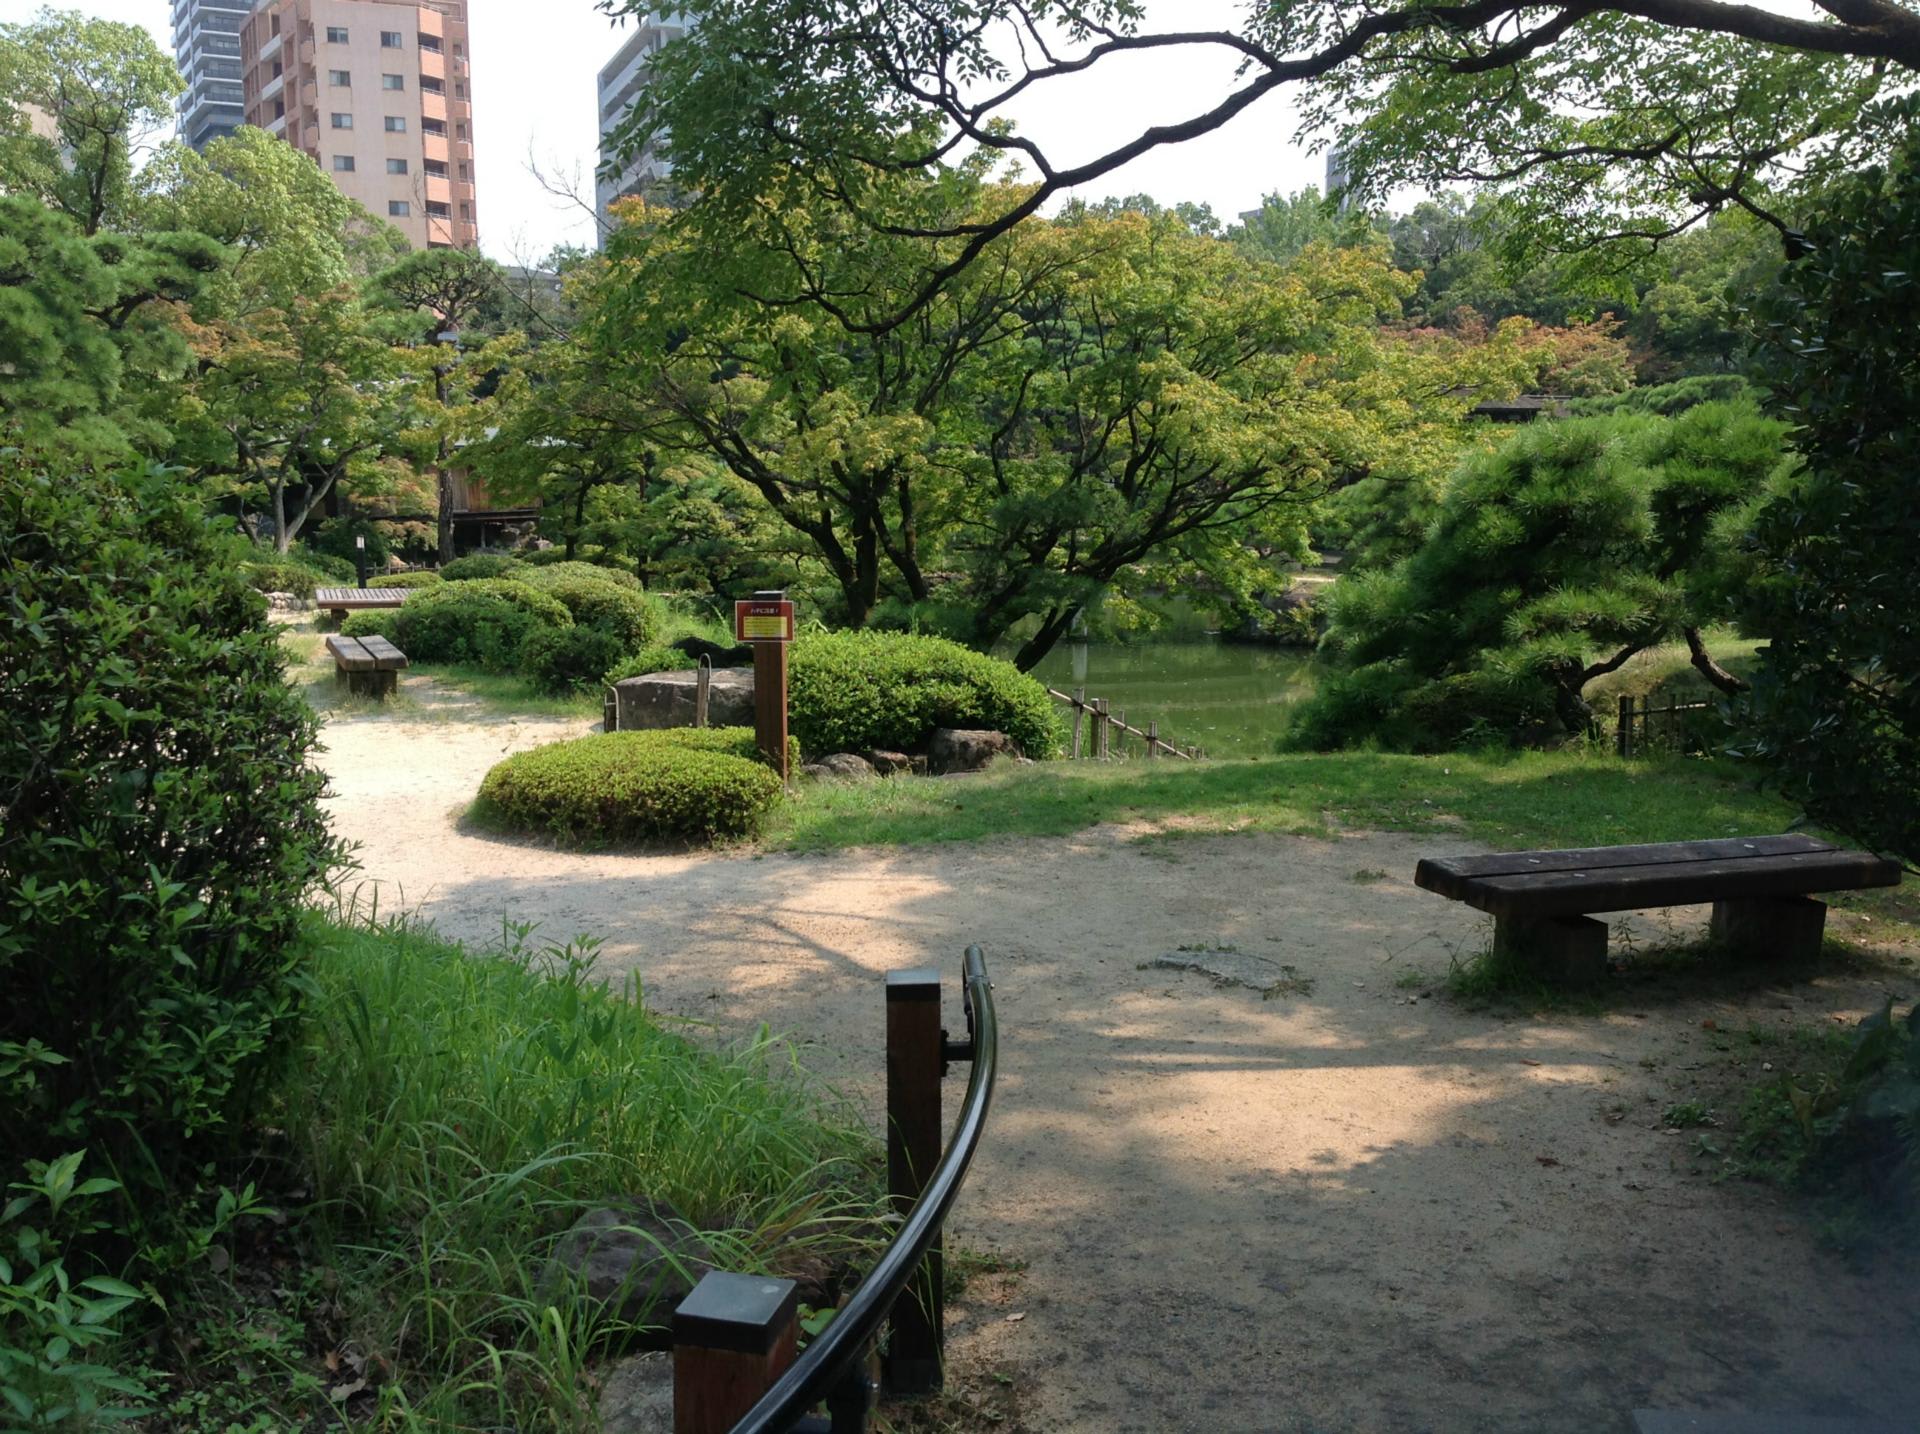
xmin=1414 ymin=834 xmax=1901 ymax=983
xmin=325 ymin=633 xmax=409 ymax=699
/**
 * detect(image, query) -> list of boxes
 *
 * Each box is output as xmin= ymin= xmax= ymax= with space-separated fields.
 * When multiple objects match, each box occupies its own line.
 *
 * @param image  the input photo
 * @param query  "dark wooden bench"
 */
xmin=325 ymin=633 xmax=409 ymax=699
xmin=1415 ymin=834 xmax=1901 ymax=983
xmin=314 ymin=586 xmax=408 ymax=625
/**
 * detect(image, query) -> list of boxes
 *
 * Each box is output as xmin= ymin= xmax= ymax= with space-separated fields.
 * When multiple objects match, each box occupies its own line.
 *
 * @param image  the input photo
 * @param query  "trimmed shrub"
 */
xmin=366 ymin=571 xmax=443 ymax=590
xmin=303 ymin=521 xmax=390 ymax=571
xmin=605 ymin=645 xmax=700 ymax=683
xmin=531 ymin=575 xmax=657 ymax=647
xmin=476 ymin=729 xmax=786 ymax=844
xmin=520 ymin=560 xmax=644 ymax=593
xmin=523 ymin=624 xmax=632 ymax=695
xmin=392 ymin=579 xmax=571 ymax=668
xmin=441 ymin=552 xmax=527 ymax=582
xmin=787 ymin=630 xmax=1063 ymax=758
xmin=341 ymin=610 xmax=401 ymax=641
xmin=241 ymin=558 xmax=332 ymax=598
xmin=516 ymin=546 xmax=576 ymax=567
xmin=1 ymin=464 xmax=342 ymax=1216
xmin=289 ymin=547 xmax=358 ymax=584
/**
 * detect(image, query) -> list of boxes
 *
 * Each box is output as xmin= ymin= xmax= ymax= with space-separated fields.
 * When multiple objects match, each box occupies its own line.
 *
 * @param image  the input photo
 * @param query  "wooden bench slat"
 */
xmin=1415 ymin=834 xmax=1834 ymax=899
xmin=357 ymin=635 xmax=410 ymax=670
xmin=1430 ymin=848 xmax=1900 ymax=919
xmin=324 ymin=635 xmax=378 ymax=671
xmin=314 ymin=586 xmax=408 ymax=610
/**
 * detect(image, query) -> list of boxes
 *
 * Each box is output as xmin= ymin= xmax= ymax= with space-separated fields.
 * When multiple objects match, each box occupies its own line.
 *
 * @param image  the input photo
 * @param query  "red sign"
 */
xmin=734 ymin=598 xmax=795 ymax=643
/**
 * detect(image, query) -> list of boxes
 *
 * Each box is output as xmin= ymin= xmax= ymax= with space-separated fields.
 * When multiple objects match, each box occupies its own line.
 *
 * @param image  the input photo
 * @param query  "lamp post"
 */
xmin=355 ymin=534 xmax=368 ymax=590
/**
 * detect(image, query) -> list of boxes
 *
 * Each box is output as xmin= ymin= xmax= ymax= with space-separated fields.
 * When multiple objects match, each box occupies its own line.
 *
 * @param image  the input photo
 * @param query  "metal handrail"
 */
xmin=732 ymin=946 xmax=999 ymax=1434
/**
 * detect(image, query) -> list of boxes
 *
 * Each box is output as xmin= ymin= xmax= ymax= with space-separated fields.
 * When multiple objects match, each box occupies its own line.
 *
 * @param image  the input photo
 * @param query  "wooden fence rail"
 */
xmin=1046 ymin=687 xmax=1200 ymax=761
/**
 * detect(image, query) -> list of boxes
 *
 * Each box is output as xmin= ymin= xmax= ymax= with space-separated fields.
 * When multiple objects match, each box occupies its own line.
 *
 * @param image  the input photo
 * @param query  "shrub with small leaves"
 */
xmin=526 ymin=576 xmax=657 ymax=648
xmin=239 ymin=559 xmax=334 ymax=598
xmin=605 ymin=646 xmax=700 ymax=684
xmin=340 ymin=610 xmax=400 ymax=642
xmin=440 ymin=552 xmax=527 ymax=581
xmin=365 ymin=571 xmax=443 ymax=590
xmin=523 ymin=624 xmax=632 ymax=695
xmin=787 ymin=630 xmax=1062 ymax=758
xmin=476 ymin=729 xmax=787 ymax=844
xmin=390 ymin=579 xmax=571 ymax=668
xmin=519 ymin=560 xmax=644 ymax=592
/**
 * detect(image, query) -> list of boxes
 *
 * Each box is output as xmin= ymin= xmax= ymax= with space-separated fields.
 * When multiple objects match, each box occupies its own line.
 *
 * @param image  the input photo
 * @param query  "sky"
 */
xmin=12 ymin=0 xmax=1333 ymax=262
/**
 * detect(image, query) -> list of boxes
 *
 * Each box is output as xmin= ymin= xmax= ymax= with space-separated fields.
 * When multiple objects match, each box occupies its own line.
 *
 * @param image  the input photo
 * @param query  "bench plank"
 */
xmin=314 ymin=586 xmax=408 ymax=611
xmin=324 ymin=634 xmax=378 ymax=671
xmin=357 ymin=635 xmax=409 ymax=670
xmin=1427 ymin=847 xmax=1899 ymax=919
xmin=1416 ymin=834 xmax=1834 ymax=900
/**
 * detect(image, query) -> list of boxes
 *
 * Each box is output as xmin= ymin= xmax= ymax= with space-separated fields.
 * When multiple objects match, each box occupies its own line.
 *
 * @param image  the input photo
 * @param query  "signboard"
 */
xmin=734 ymin=597 xmax=795 ymax=643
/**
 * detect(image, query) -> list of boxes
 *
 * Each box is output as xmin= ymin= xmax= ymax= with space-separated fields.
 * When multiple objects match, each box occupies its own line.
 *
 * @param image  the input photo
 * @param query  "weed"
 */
xmin=1663 ymin=1102 xmax=1714 ymax=1129
xmin=1350 ymin=868 xmax=1391 ymax=884
xmin=1392 ymin=967 xmax=1432 ymax=991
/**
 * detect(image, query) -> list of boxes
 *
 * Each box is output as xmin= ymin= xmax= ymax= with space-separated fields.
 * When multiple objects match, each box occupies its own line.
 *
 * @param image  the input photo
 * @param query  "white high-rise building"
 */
xmin=171 ymin=0 xmax=253 ymax=151
xmin=594 ymin=9 xmax=688 ymax=240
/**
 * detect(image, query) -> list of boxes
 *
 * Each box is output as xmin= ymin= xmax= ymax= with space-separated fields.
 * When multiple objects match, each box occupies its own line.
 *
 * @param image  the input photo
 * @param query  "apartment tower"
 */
xmin=240 ymin=0 xmax=480 ymax=249
xmin=172 ymin=0 xmax=253 ymax=150
xmin=594 ymin=9 xmax=689 ymax=239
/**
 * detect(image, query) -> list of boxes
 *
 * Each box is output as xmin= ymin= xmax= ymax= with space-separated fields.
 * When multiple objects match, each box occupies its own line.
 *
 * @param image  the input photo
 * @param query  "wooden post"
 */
xmin=695 ymin=658 xmax=712 ymax=729
xmin=603 ymin=685 xmax=618 ymax=734
xmin=1146 ymin=720 xmax=1158 ymax=759
xmin=1071 ymin=688 xmax=1085 ymax=760
xmin=1114 ymin=710 xmax=1126 ymax=759
xmin=1094 ymin=699 xmax=1110 ymax=761
xmin=672 ymin=1271 xmax=799 ymax=1434
xmin=884 ymin=967 xmax=944 ymax=1395
xmin=1617 ymin=695 xmax=1634 ymax=759
xmin=747 ymin=590 xmax=791 ymax=783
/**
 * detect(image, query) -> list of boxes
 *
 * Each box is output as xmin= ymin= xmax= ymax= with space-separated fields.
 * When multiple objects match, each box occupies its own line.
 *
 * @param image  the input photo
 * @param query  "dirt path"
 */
xmin=320 ymin=702 xmax=1919 ymax=1433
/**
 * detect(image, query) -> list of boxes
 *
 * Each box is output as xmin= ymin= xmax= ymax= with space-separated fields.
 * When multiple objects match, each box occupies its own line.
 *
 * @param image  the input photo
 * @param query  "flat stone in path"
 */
xmin=1145 ymin=946 xmax=1315 ymax=998
xmin=611 ymin=668 xmax=754 ymax=731
xmin=1634 ymin=1413 xmax=1907 ymax=1434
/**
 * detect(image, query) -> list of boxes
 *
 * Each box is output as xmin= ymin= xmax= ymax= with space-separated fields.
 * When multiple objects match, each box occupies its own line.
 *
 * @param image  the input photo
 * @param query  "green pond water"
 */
xmin=1021 ymin=640 xmax=1321 ymax=758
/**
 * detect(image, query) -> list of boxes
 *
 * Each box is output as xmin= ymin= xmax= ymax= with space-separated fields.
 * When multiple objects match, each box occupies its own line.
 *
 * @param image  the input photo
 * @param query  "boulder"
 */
xmin=809 ymin=752 xmax=877 ymax=781
xmin=599 ymin=1353 xmax=672 ymax=1434
xmin=612 ymin=668 xmax=755 ymax=731
xmin=540 ymin=1200 xmax=719 ymax=1324
xmin=862 ymin=749 xmax=914 ymax=776
xmin=927 ymin=728 xmax=1018 ymax=774
xmin=671 ymin=635 xmax=756 ymax=668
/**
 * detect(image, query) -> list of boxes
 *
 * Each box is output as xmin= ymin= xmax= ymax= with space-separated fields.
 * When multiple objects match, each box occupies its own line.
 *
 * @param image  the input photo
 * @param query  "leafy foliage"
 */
xmin=522 ymin=624 xmax=633 ymax=696
xmin=363 ymin=570 xmax=442 ymax=590
xmin=239 ymin=558 xmax=335 ymax=599
xmin=439 ymin=552 xmax=526 ymax=582
xmin=1736 ymin=130 xmax=1920 ymax=863
xmin=1291 ymin=403 xmax=1787 ymax=749
xmin=605 ymin=645 xmax=701 ymax=682
xmin=387 ymin=578 xmax=571 ymax=668
xmin=0 ymin=463 xmax=340 ymax=1220
xmin=788 ymin=630 xmax=1062 ymax=759
xmin=476 ymin=729 xmax=787 ymax=844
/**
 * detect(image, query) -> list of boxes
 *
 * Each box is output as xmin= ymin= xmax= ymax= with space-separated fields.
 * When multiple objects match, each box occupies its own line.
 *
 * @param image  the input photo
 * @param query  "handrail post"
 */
xmin=884 ymin=967 xmax=945 ymax=1395
xmin=1071 ymin=687 xmax=1085 ymax=760
xmin=1146 ymin=719 xmax=1158 ymax=759
xmin=1094 ymin=699 xmax=1110 ymax=761
xmin=695 ymin=656 xmax=712 ymax=729
xmin=672 ymin=1272 xmax=799 ymax=1434
xmin=1617 ymin=694 xmax=1634 ymax=759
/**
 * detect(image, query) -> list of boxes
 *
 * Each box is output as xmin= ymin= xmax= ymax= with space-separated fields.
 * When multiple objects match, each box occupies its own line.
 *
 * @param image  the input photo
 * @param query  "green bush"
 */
xmin=606 ymin=645 xmax=700 ymax=683
xmin=287 ymin=547 xmax=358 ymax=584
xmin=241 ymin=558 xmax=333 ymax=598
xmin=531 ymin=576 xmax=657 ymax=647
xmin=303 ymin=521 xmax=390 ymax=571
xmin=1 ymin=465 xmax=341 ymax=1223
xmin=520 ymin=560 xmax=644 ymax=593
xmin=787 ymin=630 xmax=1063 ymax=758
xmin=340 ymin=610 xmax=401 ymax=641
xmin=366 ymin=570 xmax=443 ymax=590
xmin=523 ymin=624 xmax=632 ymax=695
xmin=516 ymin=546 xmax=576 ymax=567
xmin=476 ymin=729 xmax=786 ymax=844
xmin=392 ymin=579 xmax=571 ymax=668
xmin=441 ymin=552 xmax=527 ymax=581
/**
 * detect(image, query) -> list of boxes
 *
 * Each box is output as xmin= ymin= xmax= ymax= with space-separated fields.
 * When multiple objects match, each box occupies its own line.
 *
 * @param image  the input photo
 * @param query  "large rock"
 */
xmin=927 ymin=728 xmax=1018 ymax=774
xmin=598 ymin=1353 xmax=672 ymax=1434
xmin=806 ymin=752 xmax=877 ymax=782
xmin=862 ymin=749 xmax=915 ymax=776
xmin=612 ymin=668 xmax=755 ymax=731
xmin=540 ymin=1200 xmax=719 ymax=1325
xmin=671 ymin=635 xmax=756 ymax=668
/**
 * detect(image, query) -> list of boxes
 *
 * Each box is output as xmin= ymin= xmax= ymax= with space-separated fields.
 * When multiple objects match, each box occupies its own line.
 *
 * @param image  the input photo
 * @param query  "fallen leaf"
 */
xmin=1004 ymin=1312 xmax=1026 ymax=1323
xmin=206 ymin=1246 xmax=230 ymax=1275
xmin=1536 ymin=1156 xmax=1561 ymax=1168
xmin=329 ymin=1379 xmax=368 ymax=1403
xmin=1520 ymin=1058 xmax=1544 ymax=1067
xmin=1700 ymin=1019 xmax=1718 ymax=1031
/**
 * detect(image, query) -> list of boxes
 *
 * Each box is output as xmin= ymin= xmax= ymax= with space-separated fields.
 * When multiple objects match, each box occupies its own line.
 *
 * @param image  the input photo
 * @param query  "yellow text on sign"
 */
xmin=741 ymin=615 xmax=788 ymax=640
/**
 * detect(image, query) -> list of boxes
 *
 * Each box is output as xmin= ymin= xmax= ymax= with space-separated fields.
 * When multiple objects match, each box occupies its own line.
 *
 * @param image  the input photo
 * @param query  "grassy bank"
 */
xmin=141 ymin=913 xmax=882 ymax=1431
xmin=766 ymin=747 xmax=1800 ymax=854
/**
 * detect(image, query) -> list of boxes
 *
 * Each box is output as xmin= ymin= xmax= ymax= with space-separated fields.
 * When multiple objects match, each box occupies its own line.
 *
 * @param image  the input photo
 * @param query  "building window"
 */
xmin=458 ymin=202 xmax=469 ymax=219
xmin=418 ymin=35 xmax=442 ymax=54
xmin=330 ymin=112 xmax=352 ymax=129
xmin=326 ymin=26 xmax=348 ymax=43
xmin=328 ymin=69 xmax=350 ymax=86
xmin=380 ymin=30 xmax=403 ymax=48
xmin=425 ymin=201 xmax=450 ymax=218
xmin=423 ymin=159 xmax=447 ymax=177
xmin=270 ymin=60 xmax=282 ymax=79
xmin=456 ymin=161 xmax=467 ymax=179
xmin=384 ymin=115 xmax=407 ymax=132
xmin=270 ymin=98 xmax=285 ymax=120
xmin=387 ymin=157 xmax=408 ymax=174
xmin=269 ymin=15 xmax=280 ymax=37
xmin=382 ymin=73 xmax=405 ymax=91
xmin=453 ymin=82 xmax=465 ymax=98
xmin=452 ymin=43 xmax=462 ymax=56
xmin=421 ymin=117 xmax=446 ymax=136
xmin=419 ymin=76 xmax=443 ymax=95
xmin=333 ymin=154 xmax=355 ymax=172
xmin=389 ymin=201 xmax=411 ymax=217
xmin=454 ymin=121 xmax=466 ymax=138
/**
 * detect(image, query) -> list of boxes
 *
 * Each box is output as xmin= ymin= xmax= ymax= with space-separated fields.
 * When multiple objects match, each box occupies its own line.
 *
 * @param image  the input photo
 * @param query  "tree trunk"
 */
xmin=1013 ymin=606 xmax=1077 ymax=672
xmin=1684 ymin=627 xmax=1750 ymax=696
xmin=434 ymin=359 xmax=454 ymax=563
xmin=273 ymin=480 xmax=290 ymax=555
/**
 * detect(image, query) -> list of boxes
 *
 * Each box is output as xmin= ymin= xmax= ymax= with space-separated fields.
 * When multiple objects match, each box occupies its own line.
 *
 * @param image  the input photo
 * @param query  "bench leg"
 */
xmin=1494 ymin=913 xmax=1609 ymax=986
xmin=1711 ymin=896 xmax=1827 ymax=962
xmin=374 ymin=669 xmax=397 ymax=700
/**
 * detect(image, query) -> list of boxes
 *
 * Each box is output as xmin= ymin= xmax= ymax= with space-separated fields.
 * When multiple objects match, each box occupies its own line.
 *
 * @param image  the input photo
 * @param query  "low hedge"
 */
xmin=441 ymin=553 xmax=527 ymax=582
xmin=367 ymin=571 xmax=443 ymax=590
xmin=242 ymin=559 xmax=333 ymax=598
xmin=788 ymin=630 xmax=1063 ymax=758
xmin=340 ymin=610 xmax=400 ymax=641
xmin=476 ymin=728 xmax=787 ymax=844
xmin=531 ymin=575 xmax=656 ymax=647
xmin=391 ymin=579 xmax=571 ymax=668
xmin=524 ymin=624 xmax=632 ymax=695
xmin=520 ymin=560 xmax=644 ymax=593
xmin=605 ymin=645 xmax=700 ymax=683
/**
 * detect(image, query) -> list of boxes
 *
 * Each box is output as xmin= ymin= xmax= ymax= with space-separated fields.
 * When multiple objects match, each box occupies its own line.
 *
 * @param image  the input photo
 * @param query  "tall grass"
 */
xmin=150 ymin=911 xmax=882 ymax=1430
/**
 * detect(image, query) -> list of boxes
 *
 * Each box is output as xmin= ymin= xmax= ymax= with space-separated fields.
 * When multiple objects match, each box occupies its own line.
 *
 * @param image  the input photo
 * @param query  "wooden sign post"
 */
xmin=735 ymin=591 xmax=795 ymax=783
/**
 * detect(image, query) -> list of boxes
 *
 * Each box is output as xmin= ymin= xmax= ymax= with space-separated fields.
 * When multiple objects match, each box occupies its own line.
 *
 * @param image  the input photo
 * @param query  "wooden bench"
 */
xmin=314 ymin=586 xmax=409 ymax=625
xmin=1415 ymin=834 xmax=1901 ymax=983
xmin=325 ymin=633 xmax=409 ymax=699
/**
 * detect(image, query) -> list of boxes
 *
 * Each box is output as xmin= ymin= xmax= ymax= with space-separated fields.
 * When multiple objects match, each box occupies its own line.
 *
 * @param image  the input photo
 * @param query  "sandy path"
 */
xmin=320 ymin=704 xmax=1919 ymax=1433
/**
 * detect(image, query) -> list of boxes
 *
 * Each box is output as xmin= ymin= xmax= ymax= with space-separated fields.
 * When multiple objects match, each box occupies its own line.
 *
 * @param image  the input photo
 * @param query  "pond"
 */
xmin=1020 ymin=639 xmax=1321 ymax=759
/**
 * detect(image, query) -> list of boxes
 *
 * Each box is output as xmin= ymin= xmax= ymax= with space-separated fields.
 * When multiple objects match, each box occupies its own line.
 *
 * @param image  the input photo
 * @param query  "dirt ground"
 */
xmin=319 ymin=697 xmax=1919 ymax=1434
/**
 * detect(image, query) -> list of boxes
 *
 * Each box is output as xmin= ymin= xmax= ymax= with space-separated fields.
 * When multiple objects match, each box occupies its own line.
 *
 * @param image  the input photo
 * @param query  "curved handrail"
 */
xmin=732 ymin=946 xmax=998 ymax=1434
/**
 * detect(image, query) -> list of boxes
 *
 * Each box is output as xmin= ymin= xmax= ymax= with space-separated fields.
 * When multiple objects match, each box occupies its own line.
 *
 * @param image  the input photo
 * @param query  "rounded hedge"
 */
xmin=2 ymin=465 xmax=341 ymax=1211
xmin=340 ymin=609 xmax=400 ymax=641
xmin=787 ymin=630 xmax=1063 ymax=758
xmin=532 ymin=575 xmax=657 ymax=648
xmin=524 ymin=624 xmax=632 ymax=695
xmin=476 ymin=728 xmax=787 ymax=844
xmin=441 ymin=552 xmax=527 ymax=582
xmin=242 ymin=559 xmax=333 ymax=598
xmin=520 ymin=560 xmax=644 ymax=593
xmin=391 ymin=579 xmax=571 ymax=667
xmin=366 ymin=570 xmax=443 ymax=590
xmin=605 ymin=645 xmax=699 ymax=684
